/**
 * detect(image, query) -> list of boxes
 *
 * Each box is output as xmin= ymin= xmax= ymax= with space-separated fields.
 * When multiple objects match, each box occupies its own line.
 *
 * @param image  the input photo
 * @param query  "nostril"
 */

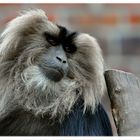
xmin=63 ymin=60 xmax=66 ymax=64
xmin=56 ymin=56 xmax=62 ymax=62
xmin=56 ymin=56 xmax=67 ymax=64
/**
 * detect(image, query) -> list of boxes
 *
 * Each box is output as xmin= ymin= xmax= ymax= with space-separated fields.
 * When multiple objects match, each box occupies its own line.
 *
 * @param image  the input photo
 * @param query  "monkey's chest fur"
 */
xmin=0 ymin=99 xmax=112 ymax=136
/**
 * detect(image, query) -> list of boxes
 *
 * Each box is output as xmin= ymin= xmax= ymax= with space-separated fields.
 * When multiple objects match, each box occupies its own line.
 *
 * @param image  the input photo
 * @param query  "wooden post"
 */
xmin=104 ymin=69 xmax=140 ymax=136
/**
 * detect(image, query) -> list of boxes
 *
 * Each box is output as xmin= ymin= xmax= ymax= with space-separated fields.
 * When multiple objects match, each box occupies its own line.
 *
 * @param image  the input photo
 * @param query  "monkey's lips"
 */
xmin=43 ymin=67 xmax=64 ymax=82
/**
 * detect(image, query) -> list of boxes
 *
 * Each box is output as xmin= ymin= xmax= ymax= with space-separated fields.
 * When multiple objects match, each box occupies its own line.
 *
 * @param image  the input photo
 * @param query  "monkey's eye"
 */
xmin=44 ymin=32 xmax=58 ymax=46
xmin=64 ymin=45 xmax=77 ymax=54
xmin=63 ymin=32 xmax=77 ymax=54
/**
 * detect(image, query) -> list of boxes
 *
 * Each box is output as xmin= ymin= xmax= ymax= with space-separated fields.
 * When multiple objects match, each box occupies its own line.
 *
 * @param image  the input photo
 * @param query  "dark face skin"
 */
xmin=39 ymin=26 xmax=77 ymax=82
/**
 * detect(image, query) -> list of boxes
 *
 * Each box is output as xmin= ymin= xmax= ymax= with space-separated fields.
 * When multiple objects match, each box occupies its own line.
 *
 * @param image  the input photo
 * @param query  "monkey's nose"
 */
xmin=56 ymin=56 xmax=67 ymax=64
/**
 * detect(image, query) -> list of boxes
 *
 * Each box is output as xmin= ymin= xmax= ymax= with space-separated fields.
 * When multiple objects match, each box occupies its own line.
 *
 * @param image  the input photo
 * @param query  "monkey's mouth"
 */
xmin=42 ymin=67 xmax=64 ymax=82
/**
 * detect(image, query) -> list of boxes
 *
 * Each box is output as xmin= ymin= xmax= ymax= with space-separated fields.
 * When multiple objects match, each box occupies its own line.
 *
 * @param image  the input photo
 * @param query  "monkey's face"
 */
xmin=37 ymin=25 xmax=77 ymax=82
xmin=35 ymin=26 xmax=97 ymax=83
xmin=0 ymin=10 xmax=104 ymax=117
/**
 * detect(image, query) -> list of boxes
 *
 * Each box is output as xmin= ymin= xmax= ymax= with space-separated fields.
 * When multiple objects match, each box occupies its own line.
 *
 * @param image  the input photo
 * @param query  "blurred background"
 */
xmin=0 ymin=3 xmax=140 ymax=78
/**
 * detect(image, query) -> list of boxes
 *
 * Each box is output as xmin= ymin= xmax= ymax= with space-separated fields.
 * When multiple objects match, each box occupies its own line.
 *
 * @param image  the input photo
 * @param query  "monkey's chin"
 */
xmin=43 ymin=67 xmax=64 ymax=82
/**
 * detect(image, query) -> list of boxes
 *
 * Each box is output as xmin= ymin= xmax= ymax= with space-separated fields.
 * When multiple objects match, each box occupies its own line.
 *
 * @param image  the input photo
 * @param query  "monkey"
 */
xmin=0 ymin=9 xmax=113 ymax=136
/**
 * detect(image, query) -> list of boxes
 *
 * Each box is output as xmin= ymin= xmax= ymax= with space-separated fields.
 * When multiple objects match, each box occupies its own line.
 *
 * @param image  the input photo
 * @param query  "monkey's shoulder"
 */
xmin=0 ymin=108 xmax=59 ymax=136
